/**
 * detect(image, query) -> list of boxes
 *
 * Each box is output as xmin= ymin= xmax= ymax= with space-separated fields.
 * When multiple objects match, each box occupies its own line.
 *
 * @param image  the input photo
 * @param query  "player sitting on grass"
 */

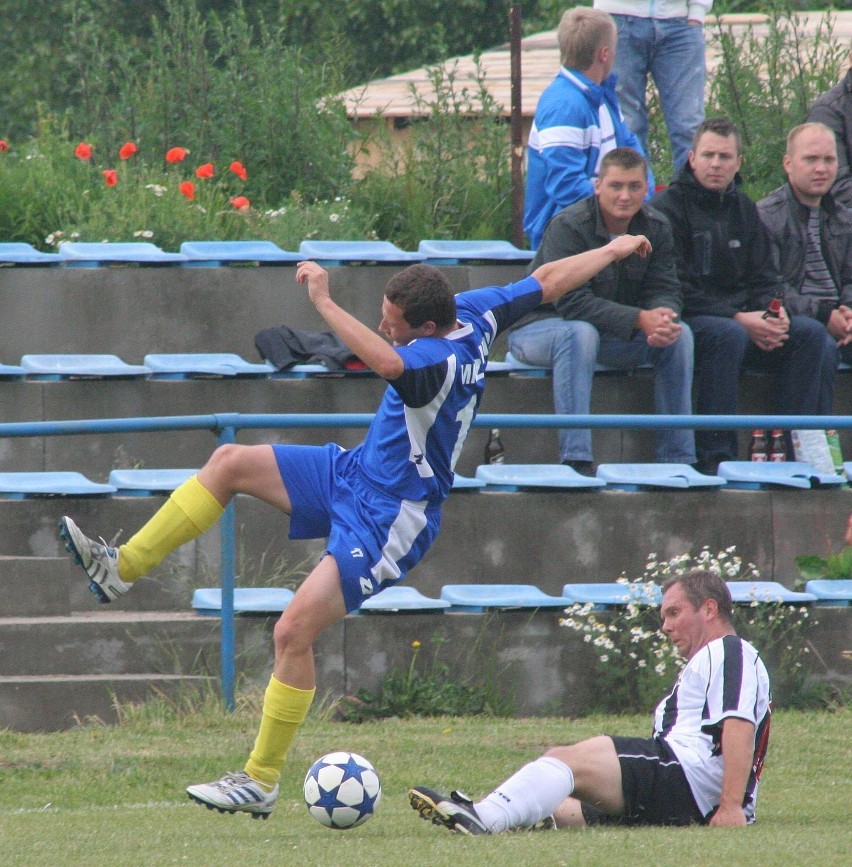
xmin=60 ymin=236 xmax=650 ymax=819
xmin=410 ymin=569 xmax=771 ymax=832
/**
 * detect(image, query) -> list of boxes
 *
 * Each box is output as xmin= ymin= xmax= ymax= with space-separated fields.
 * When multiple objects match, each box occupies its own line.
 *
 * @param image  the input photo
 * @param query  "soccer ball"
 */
xmin=303 ymin=751 xmax=382 ymax=829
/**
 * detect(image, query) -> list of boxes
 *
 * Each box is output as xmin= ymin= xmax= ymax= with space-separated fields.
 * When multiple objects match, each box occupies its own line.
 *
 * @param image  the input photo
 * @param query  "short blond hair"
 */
xmin=786 ymin=122 xmax=837 ymax=157
xmin=558 ymin=7 xmax=615 ymax=70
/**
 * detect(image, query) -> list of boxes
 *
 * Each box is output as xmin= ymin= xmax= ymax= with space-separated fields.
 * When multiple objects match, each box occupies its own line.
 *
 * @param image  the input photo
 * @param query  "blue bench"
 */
xmin=108 ymin=468 xmax=198 ymax=495
xmin=717 ymin=461 xmax=845 ymax=489
xmin=561 ymin=582 xmax=662 ymax=607
xmin=0 ymin=363 xmax=26 ymax=379
xmin=451 ymin=474 xmax=486 ymax=490
xmin=0 ymin=242 xmax=63 ymax=265
xmin=358 ymin=586 xmax=450 ymax=613
xmin=439 ymin=583 xmax=572 ymax=612
xmin=0 ymin=471 xmax=116 ymax=498
xmin=20 ymin=354 xmax=151 ymax=379
xmin=475 ymin=463 xmax=606 ymax=490
xmin=179 ymin=240 xmax=301 ymax=266
xmin=58 ymin=241 xmax=187 ymax=266
xmin=416 ymin=239 xmax=534 ymax=264
xmin=595 ymin=463 xmax=725 ymax=490
xmin=803 ymin=579 xmax=852 ymax=606
xmin=726 ymin=581 xmax=817 ymax=603
xmin=298 ymin=240 xmax=424 ymax=264
xmin=143 ymin=353 xmax=273 ymax=378
xmin=191 ymin=587 xmax=295 ymax=616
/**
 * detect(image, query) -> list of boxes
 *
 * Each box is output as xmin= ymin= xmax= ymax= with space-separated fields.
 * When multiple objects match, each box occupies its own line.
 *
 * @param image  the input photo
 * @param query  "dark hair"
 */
xmin=663 ymin=568 xmax=733 ymax=622
xmin=692 ymin=116 xmax=743 ymax=155
xmin=384 ymin=264 xmax=457 ymax=330
xmin=599 ymin=146 xmax=648 ymax=178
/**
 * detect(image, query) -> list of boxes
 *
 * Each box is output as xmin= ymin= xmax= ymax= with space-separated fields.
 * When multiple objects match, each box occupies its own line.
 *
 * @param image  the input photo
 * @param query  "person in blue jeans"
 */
xmin=595 ymin=1 xmax=711 ymax=172
xmin=652 ymin=117 xmax=837 ymax=474
xmin=509 ymin=147 xmax=694 ymax=474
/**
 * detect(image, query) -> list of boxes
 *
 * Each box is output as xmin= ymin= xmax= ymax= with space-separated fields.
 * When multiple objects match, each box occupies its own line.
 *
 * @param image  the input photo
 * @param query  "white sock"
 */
xmin=474 ymin=756 xmax=575 ymax=833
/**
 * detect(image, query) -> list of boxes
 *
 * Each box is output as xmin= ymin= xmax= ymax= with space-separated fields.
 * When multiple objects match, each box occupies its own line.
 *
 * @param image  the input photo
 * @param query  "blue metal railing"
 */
xmin=1 ymin=410 xmax=850 ymax=709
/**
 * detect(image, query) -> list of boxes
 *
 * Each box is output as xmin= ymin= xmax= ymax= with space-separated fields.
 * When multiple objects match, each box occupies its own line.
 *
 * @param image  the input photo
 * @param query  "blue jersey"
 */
xmin=344 ymin=275 xmax=543 ymax=506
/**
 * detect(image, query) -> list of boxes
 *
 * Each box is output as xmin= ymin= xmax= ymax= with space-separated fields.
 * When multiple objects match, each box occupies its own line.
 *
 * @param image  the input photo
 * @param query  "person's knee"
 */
xmin=272 ymin=611 xmax=314 ymax=659
xmin=204 ymin=443 xmax=246 ymax=481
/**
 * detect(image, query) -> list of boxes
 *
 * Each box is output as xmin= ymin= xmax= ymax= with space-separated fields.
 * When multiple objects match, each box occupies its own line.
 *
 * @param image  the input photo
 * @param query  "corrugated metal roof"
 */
xmin=339 ymin=12 xmax=852 ymax=119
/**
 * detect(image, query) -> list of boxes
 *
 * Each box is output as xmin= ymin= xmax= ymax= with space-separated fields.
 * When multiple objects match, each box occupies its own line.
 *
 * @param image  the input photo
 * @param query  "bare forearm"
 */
xmin=712 ymin=718 xmax=755 ymax=826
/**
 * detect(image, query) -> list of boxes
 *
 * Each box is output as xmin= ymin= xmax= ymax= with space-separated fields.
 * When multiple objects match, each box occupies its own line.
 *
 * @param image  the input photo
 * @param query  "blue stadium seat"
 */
xmin=144 ymin=353 xmax=272 ymax=378
xmin=717 ymin=461 xmax=845 ymax=489
xmin=58 ymin=241 xmax=187 ymax=266
xmin=439 ymin=583 xmax=573 ymax=612
xmin=20 ymin=354 xmax=151 ymax=379
xmin=0 ymin=472 xmax=116 ymax=498
xmin=726 ymin=581 xmax=816 ymax=603
xmin=358 ymin=586 xmax=450 ymax=613
xmin=416 ymin=239 xmax=534 ymax=264
xmin=0 ymin=363 xmax=26 ymax=379
xmin=109 ymin=468 xmax=199 ymax=495
xmin=267 ymin=362 xmax=374 ymax=379
xmin=497 ymin=351 xmax=550 ymax=376
xmin=298 ymin=240 xmax=424 ymax=264
xmin=595 ymin=463 xmax=725 ymax=490
xmin=561 ymin=582 xmax=662 ymax=607
xmin=475 ymin=463 xmax=606 ymax=490
xmin=179 ymin=240 xmax=301 ymax=266
xmin=804 ymin=579 xmax=852 ymax=606
xmin=0 ymin=242 xmax=63 ymax=265
xmin=191 ymin=587 xmax=295 ymax=616
xmin=451 ymin=474 xmax=486 ymax=490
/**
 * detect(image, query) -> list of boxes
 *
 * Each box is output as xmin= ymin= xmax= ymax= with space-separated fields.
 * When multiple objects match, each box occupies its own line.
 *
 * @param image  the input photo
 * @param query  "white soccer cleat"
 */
xmin=59 ymin=516 xmax=131 ymax=604
xmin=187 ymin=771 xmax=278 ymax=819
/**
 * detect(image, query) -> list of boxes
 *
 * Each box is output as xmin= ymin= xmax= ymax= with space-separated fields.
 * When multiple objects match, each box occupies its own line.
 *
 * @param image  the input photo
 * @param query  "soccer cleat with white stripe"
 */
xmin=186 ymin=771 xmax=278 ymax=819
xmin=59 ymin=516 xmax=131 ymax=604
xmin=408 ymin=786 xmax=488 ymax=835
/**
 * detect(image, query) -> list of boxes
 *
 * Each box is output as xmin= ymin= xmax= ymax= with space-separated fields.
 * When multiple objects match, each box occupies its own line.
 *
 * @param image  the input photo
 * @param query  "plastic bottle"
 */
xmin=762 ymin=298 xmax=782 ymax=319
xmin=484 ymin=428 xmax=505 ymax=464
xmin=770 ymin=430 xmax=786 ymax=462
xmin=750 ymin=429 xmax=768 ymax=461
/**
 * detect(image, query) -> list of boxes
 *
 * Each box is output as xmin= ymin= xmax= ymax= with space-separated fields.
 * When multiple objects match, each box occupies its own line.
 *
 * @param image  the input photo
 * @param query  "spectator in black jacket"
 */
xmin=806 ymin=43 xmax=852 ymax=208
xmin=509 ymin=147 xmax=694 ymax=473
xmin=757 ymin=123 xmax=852 ymax=366
xmin=652 ymin=117 xmax=836 ymax=474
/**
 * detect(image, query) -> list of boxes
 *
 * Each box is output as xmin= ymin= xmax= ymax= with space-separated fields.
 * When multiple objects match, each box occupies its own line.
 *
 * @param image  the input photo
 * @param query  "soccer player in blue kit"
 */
xmin=59 ymin=234 xmax=650 ymax=818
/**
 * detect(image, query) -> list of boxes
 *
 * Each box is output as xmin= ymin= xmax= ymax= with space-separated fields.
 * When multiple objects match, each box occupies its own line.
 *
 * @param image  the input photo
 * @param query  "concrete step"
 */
xmin=0 ymin=673 xmax=214 ymax=732
xmin=0 ymin=610 xmax=271 ymax=677
xmin=0 ymin=556 xmax=74 ymax=616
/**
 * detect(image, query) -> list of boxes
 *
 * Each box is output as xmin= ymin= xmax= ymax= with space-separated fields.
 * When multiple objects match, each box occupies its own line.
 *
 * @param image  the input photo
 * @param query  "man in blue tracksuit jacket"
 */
xmin=524 ymin=6 xmax=653 ymax=250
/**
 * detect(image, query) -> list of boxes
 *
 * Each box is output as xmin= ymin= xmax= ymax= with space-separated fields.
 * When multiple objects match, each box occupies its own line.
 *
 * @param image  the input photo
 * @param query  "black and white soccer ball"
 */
xmin=303 ymin=751 xmax=382 ymax=829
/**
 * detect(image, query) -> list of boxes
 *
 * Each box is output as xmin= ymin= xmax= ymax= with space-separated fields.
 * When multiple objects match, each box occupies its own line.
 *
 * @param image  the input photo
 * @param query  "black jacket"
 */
xmin=757 ymin=183 xmax=852 ymax=322
xmin=516 ymin=195 xmax=682 ymax=341
xmin=806 ymin=68 xmax=852 ymax=209
xmin=650 ymin=164 xmax=787 ymax=318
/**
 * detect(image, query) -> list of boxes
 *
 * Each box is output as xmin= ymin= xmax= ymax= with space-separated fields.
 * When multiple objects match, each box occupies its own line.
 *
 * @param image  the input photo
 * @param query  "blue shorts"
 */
xmin=272 ymin=443 xmax=441 ymax=613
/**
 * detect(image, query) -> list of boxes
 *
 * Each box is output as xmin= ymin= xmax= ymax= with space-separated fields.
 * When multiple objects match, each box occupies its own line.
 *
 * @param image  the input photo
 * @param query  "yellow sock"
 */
xmin=245 ymin=676 xmax=316 ymax=790
xmin=117 ymin=475 xmax=224 ymax=582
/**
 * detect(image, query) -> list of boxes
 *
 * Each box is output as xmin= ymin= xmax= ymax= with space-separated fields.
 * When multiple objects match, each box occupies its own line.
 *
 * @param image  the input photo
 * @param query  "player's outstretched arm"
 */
xmin=534 ymin=234 xmax=652 ymax=305
xmin=296 ymin=260 xmax=404 ymax=380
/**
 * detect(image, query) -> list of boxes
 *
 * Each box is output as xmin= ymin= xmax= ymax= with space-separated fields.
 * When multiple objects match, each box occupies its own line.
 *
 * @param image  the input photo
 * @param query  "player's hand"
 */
xmin=637 ymin=307 xmax=682 ymax=348
xmin=608 ymin=234 xmax=652 ymax=261
xmin=296 ymin=260 xmax=331 ymax=306
xmin=709 ymin=804 xmax=748 ymax=827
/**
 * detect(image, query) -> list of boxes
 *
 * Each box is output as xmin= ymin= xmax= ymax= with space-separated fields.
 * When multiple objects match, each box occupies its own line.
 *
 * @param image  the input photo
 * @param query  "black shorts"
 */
xmin=581 ymin=736 xmax=706 ymax=827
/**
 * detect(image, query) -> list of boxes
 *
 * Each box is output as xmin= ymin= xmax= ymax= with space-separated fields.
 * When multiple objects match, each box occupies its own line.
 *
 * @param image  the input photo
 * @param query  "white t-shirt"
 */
xmin=654 ymin=635 xmax=772 ymax=821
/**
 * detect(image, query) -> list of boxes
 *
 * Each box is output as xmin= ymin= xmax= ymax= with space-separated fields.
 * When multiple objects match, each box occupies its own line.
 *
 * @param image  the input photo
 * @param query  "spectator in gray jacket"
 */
xmin=757 ymin=122 xmax=852 ymax=366
xmin=806 ymin=42 xmax=852 ymax=208
xmin=509 ymin=147 xmax=694 ymax=474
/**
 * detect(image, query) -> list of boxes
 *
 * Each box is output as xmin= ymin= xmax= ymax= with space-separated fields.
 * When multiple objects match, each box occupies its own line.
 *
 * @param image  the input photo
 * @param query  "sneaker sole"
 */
xmin=408 ymin=788 xmax=475 ymax=835
xmin=187 ymin=791 xmax=272 ymax=820
xmin=58 ymin=518 xmax=112 ymax=604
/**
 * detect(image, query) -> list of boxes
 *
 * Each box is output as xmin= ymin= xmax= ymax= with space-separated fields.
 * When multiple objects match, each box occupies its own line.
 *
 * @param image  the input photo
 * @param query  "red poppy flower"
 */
xmin=195 ymin=162 xmax=214 ymax=179
xmin=230 ymin=195 xmax=250 ymax=210
xmin=75 ymin=142 xmax=93 ymax=160
xmin=179 ymin=181 xmax=196 ymax=201
xmin=119 ymin=142 xmax=138 ymax=160
xmin=229 ymin=161 xmax=248 ymax=181
xmin=165 ymin=147 xmax=189 ymax=163
xmin=0 ymin=140 xmax=8 ymax=152
xmin=103 ymin=169 xmax=118 ymax=187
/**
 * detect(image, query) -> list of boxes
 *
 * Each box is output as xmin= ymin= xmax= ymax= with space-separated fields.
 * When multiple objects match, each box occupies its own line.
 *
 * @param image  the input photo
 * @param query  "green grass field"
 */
xmin=0 ymin=703 xmax=848 ymax=866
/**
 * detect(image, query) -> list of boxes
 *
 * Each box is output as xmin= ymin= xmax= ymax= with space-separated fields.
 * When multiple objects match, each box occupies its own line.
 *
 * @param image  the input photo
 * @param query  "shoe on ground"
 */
xmin=187 ymin=771 xmax=278 ymax=819
xmin=408 ymin=786 xmax=488 ymax=835
xmin=562 ymin=459 xmax=596 ymax=477
xmin=59 ymin=516 xmax=131 ymax=604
